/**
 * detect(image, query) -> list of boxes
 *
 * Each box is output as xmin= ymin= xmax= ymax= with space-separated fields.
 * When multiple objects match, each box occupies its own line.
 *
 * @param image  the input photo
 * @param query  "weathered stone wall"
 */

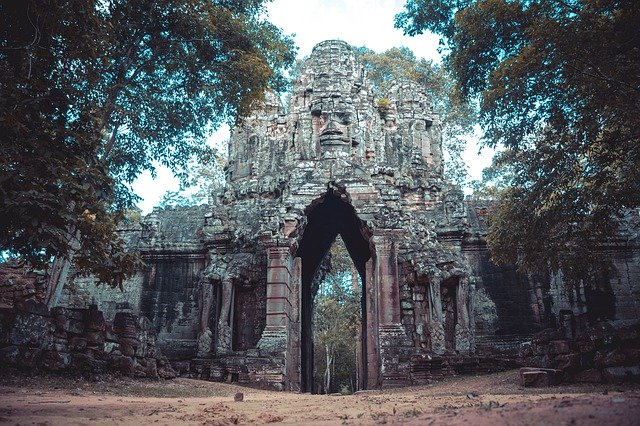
xmin=57 ymin=205 xmax=209 ymax=359
xmin=0 ymin=261 xmax=46 ymax=308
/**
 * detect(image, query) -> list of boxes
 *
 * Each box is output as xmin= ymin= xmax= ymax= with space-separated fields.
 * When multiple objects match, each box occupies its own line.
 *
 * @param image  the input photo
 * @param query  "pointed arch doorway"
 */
xmin=296 ymin=190 xmax=376 ymax=392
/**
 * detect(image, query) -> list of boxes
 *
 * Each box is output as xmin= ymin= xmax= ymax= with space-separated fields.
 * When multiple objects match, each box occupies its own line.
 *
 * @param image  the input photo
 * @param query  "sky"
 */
xmin=132 ymin=0 xmax=492 ymax=214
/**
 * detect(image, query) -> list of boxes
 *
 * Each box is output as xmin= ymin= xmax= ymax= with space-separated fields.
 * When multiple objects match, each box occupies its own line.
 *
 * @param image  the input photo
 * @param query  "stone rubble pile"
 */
xmin=0 ymin=302 xmax=176 ymax=379
xmin=520 ymin=320 xmax=640 ymax=384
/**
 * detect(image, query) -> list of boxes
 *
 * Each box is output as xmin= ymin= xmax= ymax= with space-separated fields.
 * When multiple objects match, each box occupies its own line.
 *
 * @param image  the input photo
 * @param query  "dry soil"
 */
xmin=1 ymin=370 xmax=639 ymax=425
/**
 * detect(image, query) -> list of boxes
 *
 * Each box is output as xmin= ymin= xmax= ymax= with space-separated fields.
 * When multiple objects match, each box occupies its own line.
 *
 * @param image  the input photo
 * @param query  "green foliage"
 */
xmin=313 ymin=237 xmax=361 ymax=394
xmin=397 ymin=0 xmax=640 ymax=285
xmin=354 ymin=46 xmax=477 ymax=184
xmin=0 ymin=0 xmax=295 ymax=287
xmin=158 ymin=150 xmax=227 ymax=208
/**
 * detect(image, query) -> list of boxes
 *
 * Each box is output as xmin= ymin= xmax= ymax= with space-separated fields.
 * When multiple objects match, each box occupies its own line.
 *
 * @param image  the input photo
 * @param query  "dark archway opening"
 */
xmin=296 ymin=191 xmax=371 ymax=392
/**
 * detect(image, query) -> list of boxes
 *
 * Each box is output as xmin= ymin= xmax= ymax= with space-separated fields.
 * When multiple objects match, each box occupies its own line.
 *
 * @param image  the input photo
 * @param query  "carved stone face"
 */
xmin=310 ymin=97 xmax=355 ymax=153
xmin=301 ymin=41 xmax=363 ymax=158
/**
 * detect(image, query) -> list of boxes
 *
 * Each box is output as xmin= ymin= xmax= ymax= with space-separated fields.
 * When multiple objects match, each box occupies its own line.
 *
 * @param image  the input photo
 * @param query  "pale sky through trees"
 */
xmin=133 ymin=0 xmax=492 ymax=213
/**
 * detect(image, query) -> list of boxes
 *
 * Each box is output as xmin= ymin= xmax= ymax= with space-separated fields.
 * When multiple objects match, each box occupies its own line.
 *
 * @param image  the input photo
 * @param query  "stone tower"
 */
xmin=200 ymin=40 xmax=475 ymax=390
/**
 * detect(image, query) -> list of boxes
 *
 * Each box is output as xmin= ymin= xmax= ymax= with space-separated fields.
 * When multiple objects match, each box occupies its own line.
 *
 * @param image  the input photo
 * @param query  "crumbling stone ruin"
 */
xmin=0 ymin=265 xmax=176 ymax=379
xmin=1 ymin=40 xmax=639 ymax=390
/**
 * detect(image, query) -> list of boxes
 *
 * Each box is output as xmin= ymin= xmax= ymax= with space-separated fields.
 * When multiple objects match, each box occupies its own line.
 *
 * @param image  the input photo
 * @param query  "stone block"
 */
xmin=14 ymin=300 xmax=49 ymax=316
xmin=66 ymin=319 xmax=85 ymax=335
xmin=119 ymin=342 xmax=136 ymax=357
xmin=70 ymin=352 xmax=95 ymax=372
xmin=85 ymin=306 xmax=105 ymax=332
xmin=8 ymin=313 xmax=53 ymax=348
xmin=103 ymin=341 xmax=118 ymax=353
xmin=104 ymin=325 xmax=118 ymax=342
xmin=84 ymin=331 xmax=105 ymax=348
xmin=145 ymin=358 xmax=159 ymax=379
xmin=135 ymin=342 xmax=148 ymax=358
xmin=110 ymin=355 xmax=135 ymax=377
xmin=52 ymin=313 xmax=69 ymax=332
xmin=602 ymin=365 xmax=640 ymax=383
xmin=519 ymin=367 xmax=562 ymax=387
xmin=554 ymin=353 xmax=581 ymax=372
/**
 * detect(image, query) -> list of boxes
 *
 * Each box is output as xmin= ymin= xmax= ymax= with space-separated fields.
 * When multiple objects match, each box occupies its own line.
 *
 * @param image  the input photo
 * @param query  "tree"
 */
xmin=0 ymin=0 xmax=295 ymax=288
xmin=396 ymin=0 xmax=640 ymax=284
xmin=354 ymin=46 xmax=476 ymax=184
xmin=157 ymin=150 xmax=227 ymax=208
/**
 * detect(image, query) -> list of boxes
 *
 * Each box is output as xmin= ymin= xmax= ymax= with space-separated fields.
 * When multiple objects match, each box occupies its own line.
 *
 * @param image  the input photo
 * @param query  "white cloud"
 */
xmin=131 ymin=166 xmax=180 ymax=213
xmin=266 ymin=0 xmax=441 ymax=61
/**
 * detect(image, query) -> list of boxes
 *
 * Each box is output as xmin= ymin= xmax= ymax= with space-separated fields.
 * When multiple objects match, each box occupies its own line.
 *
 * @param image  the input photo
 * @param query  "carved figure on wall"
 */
xmin=444 ymin=190 xmax=466 ymax=225
xmin=217 ymin=278 xmax=233 ymax=353
xmin=454 ymin=277 xmax=472 ymax=354
xmin=196 ymin=277 xmax=215 ymax=357
xmin=428 ymin=277 xmax=445 ymax=354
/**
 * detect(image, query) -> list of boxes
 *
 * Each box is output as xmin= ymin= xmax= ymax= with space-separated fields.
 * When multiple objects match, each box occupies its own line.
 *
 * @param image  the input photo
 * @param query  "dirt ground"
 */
xmin=1 ymin=370 xmax=639 ymax=425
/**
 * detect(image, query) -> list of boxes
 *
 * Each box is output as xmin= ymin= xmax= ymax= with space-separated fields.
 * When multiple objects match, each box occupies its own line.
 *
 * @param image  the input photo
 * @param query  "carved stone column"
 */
xmin=364 ymin=258 xmax=379 ymax=388
xmin=429 ymin=277 xmax=445 ymax=355
xmin=372 ymin=233 xmax=413 ymax=388
xmin=454 ymin=277 xmax=472 ymax=355
xmin=257 ymin=244 xmax=293 ymax=353
xmin=216 ymin=278 xmax=234 ymax=354
xmin=196 ymin=278 xmax=215 ymax=358
xmin=373 ymin=235 xmax=401 ymax=326
xmin=286 ymin=256 xmax=302 ymax=392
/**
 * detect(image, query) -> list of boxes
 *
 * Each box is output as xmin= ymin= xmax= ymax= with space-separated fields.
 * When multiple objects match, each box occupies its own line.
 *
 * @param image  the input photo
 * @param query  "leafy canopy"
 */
xmin=396 ymin=0 xmax=640 ymax=284
xmin=0 ymin=0 xmax=295 ymax=287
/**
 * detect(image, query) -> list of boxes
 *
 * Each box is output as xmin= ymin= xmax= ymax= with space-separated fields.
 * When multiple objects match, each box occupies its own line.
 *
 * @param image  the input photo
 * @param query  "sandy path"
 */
xmin=1 ymin=371 xmax=639 ymax=425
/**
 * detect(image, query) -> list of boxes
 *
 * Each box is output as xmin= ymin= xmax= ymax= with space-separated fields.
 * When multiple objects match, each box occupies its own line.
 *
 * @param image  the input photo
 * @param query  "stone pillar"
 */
xmin=216 ymin=278 xmax=234 ymax=353
xmin=257 ymin=244 xmax=293 ymax=353
xmin=373 ymin=233 xmax=413 ymax=388
xmin=373 ymin=235 xmax=401 ymax=326
xmin=364 ymin=258 xmax=379 ymax=388
xmin=454 ymin=277 xmax=472 ymax=355
xmin=286 ymin=256 xmax=302 ymax=392
xmin=196 ymin=278 xmax=215 ymax=358
xmin=429 ymin=277 xmax=445 ymax=355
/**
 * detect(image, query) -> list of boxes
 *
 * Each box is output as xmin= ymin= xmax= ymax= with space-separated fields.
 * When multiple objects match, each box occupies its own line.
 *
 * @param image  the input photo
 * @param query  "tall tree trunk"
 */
xmin=324 ymin=343 xmax=333 ymax=394
xmin=44 ymin=227 xmax=80 ymax=308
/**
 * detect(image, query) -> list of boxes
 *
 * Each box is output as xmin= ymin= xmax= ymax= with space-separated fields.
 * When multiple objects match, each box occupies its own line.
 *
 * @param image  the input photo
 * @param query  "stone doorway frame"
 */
xmin=257 ymin=189 xmax=404 ymax=392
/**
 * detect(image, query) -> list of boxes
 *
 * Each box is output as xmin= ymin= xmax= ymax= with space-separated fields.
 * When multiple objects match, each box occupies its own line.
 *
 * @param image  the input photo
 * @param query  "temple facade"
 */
xmin=55 ymin=40 xmax=640 ymax=390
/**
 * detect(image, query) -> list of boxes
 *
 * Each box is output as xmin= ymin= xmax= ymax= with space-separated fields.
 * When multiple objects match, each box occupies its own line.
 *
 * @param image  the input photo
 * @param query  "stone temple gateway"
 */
xmin=199 ymin=39 xmax=477 ymax=390
xmin=55 ymin=40 xmax=640 ymax=390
